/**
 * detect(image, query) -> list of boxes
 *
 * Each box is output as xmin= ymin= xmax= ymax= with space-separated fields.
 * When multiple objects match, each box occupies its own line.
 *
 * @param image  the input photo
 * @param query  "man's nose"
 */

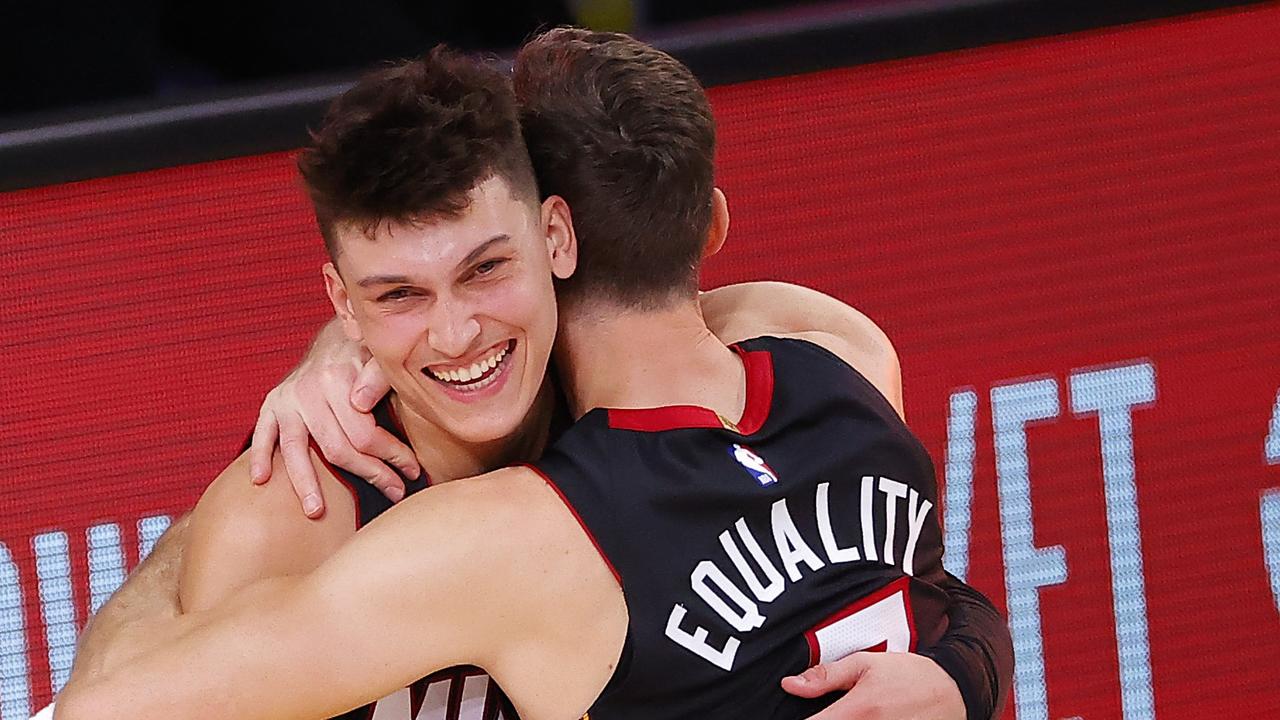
xmin=426 ymin=299 xmax=482 ymax=358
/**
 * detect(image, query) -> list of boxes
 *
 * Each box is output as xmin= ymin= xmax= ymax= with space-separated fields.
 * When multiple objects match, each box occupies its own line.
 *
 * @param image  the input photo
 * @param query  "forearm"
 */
xmin=69 ymin=514 xmax=191 ymax=682
xmin=58 ymin=569 xmax=418 ymax=720
xmin=919 ymin=572 xmax=1014 ymax=720
xmin=61 ymin=577 xmax=313 ymax=720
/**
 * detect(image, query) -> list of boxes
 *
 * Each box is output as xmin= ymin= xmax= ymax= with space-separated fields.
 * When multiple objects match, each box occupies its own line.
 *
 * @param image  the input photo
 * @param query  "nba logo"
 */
xmin=730 ymin=443 xmax=778 ymax=485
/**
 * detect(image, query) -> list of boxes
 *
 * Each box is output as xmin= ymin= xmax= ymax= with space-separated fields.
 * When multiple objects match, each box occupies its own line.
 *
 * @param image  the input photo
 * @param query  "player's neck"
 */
xmin=555 ymin=298 xmax=746 ymax=423
xmin=389 ymin=380 xmax=556 ymax=483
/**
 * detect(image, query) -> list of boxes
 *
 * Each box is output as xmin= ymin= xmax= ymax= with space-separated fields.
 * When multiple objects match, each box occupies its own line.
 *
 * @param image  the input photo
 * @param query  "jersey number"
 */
xmin=369 ymin=673 xmax=508 ymax=720
xmin=804 ymin=577 xmax=916 ymax=665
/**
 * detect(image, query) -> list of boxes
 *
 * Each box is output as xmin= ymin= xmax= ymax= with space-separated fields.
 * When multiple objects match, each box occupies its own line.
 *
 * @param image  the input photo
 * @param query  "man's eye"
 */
xmin=378 ymin=288 xmax=414 ymax=302
xmin=473 ymin=259 xmax=507 ymax=277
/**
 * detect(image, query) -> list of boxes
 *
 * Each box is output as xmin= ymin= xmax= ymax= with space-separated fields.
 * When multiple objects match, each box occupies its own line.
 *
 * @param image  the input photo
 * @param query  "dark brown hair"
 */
xmin=299 ymin=46 xmax=539 ymax=259
xmin=513 ymin=28 xmax=717 ymax=309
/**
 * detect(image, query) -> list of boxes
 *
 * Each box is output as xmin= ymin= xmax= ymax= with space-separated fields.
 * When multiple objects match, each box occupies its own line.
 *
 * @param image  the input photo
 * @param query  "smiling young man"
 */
xmin=58 ymin=32 xmax=1010 ymax=720
xmin=67 ymin=48 xmax=573 ymax=720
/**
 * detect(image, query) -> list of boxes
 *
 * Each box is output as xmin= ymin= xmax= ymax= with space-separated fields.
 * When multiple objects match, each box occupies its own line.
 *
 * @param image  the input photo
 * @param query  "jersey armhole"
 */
xmin=765 ymin=334 xmax=903 ymax=421
xmin=520 ymin=463 xmax=622 ymax=587
xmin=519 ymin=462 xmax=636 ymax=703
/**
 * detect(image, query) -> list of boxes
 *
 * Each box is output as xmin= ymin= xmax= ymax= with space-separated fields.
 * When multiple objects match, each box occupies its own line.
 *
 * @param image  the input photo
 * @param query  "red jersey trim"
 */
xmin=522 ymin=463 xmax=623 ymax=586
xmin=803 ymin=577 xmax=917 ymax=666
xmin=606 ymin=345 xmax=775 ymax=434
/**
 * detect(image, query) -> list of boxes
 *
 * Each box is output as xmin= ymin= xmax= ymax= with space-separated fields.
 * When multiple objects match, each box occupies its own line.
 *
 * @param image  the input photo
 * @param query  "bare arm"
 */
xmin=179 ymin=449 xmax=359 ymax=612
xmin=57 ymin=469 xmax=624 ymax=720
xmin=67 ymin=446 xmax=357 ymax=692
xmin=68 ymin=514 xmax=191 ymax=683
xmin=700 ymin=281 xmax=903 ymax=417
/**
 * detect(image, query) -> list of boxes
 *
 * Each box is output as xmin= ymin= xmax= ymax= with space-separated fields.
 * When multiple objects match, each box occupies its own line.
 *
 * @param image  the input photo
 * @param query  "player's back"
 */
xmin=532 ymin=336 xmax=951 ymax=719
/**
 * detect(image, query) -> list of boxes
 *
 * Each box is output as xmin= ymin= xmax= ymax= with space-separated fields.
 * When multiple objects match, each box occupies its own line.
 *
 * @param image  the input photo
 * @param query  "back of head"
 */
xmin=299 ymin=46 xmax=539 ymax=260
xmin=513 ymin=28 xmax=717 ymax=311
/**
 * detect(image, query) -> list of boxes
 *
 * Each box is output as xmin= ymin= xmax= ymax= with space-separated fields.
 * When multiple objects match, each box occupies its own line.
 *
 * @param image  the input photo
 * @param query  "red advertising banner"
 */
xmin=2 ymin=4 xmax=1278 ymax=719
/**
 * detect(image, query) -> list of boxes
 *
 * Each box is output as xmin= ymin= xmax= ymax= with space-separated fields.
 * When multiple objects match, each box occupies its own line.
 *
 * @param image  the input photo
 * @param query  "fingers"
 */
xmin=789 ymin=662 xmax=877 ymax=720
xmin=351 ymin=357 xmax=393 ymax=413
xmin=793 ymin=652 xmax=964 ymax=720
xmin=331 ymin=398 xmax=420 ymax=483
xmin=309 ymin=405 xmax=409 ymax=503
xmin=322 ymin=445 xmax=408 ymax=503
xmin=782 ymin=664 xmax=831 ymax=698
xmin=361 ymin=427 xmax=419 ymax=483
xmin=783 ymin=653 xmax=872 ymax=697
xmin=249 ymin=402 xmax=281 ymax=484
xmin=276 ymin=410 xmax=326 ymax=518
xmin=248 ymin=332 xmax=406 ymax=512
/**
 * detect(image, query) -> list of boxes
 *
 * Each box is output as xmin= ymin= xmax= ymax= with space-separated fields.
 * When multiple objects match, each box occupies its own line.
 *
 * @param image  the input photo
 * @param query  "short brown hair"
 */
xmin=513 ymin=28 xmax=717 ymax=309
xmin=299 ymin=46 xmax=538 ymax=259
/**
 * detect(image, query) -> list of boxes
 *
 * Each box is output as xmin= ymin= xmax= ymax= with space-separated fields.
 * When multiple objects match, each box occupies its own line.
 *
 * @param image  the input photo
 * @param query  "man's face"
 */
xmin=325 ymin=176 xmax=575 ymax=444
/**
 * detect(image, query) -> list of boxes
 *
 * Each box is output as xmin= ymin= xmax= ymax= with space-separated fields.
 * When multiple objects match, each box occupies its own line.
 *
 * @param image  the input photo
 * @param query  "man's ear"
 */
xmin=703 ymin=187 xmax=729 ymax=259
xmin=541 ymin=195 xmax=578 ymax=280
xmin=323 ymin=263 xmax=364 ymax=342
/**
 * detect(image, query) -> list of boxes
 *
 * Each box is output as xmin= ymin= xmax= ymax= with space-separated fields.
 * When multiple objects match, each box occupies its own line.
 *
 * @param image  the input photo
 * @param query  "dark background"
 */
xmin=0 ymin=0 xmax=824 ymax=120
xmin=2 ymin=0 xmax=1261 ymax=192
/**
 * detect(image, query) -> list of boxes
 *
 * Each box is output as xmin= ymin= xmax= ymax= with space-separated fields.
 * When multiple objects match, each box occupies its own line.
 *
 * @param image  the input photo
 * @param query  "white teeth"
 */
xmin=428 ymin=341 xmax=511 ymax=386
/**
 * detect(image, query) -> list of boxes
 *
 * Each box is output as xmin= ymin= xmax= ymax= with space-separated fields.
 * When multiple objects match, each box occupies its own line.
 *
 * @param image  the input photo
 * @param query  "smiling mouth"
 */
xmin=423 ymin=340 xmax=515 ymax=392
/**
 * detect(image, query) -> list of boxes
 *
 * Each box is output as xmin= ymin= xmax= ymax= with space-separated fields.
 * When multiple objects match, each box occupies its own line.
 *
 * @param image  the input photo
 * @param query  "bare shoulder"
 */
xmin=375 ymin=466 xmax=605 ymax=578
xmin=362 ymin=466 xmax=626 ymax=714
xmin=468 ymin=467 xmax=628 ymax=716
xmin=179 ymin=449 xmax=358 ymax=612
xmin=701 ymin=281 xmax=903 ymax=416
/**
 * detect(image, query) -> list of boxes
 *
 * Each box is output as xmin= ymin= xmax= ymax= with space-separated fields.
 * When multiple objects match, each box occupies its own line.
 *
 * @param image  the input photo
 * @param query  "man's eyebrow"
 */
xmin=356 ymin=274 xmax=414 ymax=288
xmin=355 ymin=234 xmax=512 ymax=288
xmin=459 ymin=234 xmax=511 ymax=268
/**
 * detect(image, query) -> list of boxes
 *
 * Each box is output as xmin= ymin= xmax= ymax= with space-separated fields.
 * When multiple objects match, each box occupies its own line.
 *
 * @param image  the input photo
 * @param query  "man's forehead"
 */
xmin=328 ymin=176 xmax=534 ymax=273
xmin=337 ymin=177 xmax=528 ymax=238
xmin=349 ymin=234 xmax=514 ymax=287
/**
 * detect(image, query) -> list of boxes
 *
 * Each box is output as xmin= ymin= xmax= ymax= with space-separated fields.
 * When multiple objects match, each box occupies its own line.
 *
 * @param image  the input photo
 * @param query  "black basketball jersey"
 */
xmin=531 ymin=336 xmax=952 ymax=719
xmin=311 ymin=400 xmax=518 ymax=720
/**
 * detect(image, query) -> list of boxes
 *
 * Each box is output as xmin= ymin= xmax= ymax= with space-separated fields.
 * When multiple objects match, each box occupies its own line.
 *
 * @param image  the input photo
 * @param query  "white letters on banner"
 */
xmin=1 ymin=543 xmax=29 ymax=720
xmin=990 ymin=376 xmax=1067 ymax=720
xmin=1069 ymin=363 xmax=1157 ymax=720
xmin=1264 ymin=388 xmax=1280 ymax=615
xmin=942 ymin=389 xmax=979 ymax=581
xmin=0 ymin=515 xmax=170 ymax=719
xmin=947 ymin=360 xmax=1159 ymax=720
